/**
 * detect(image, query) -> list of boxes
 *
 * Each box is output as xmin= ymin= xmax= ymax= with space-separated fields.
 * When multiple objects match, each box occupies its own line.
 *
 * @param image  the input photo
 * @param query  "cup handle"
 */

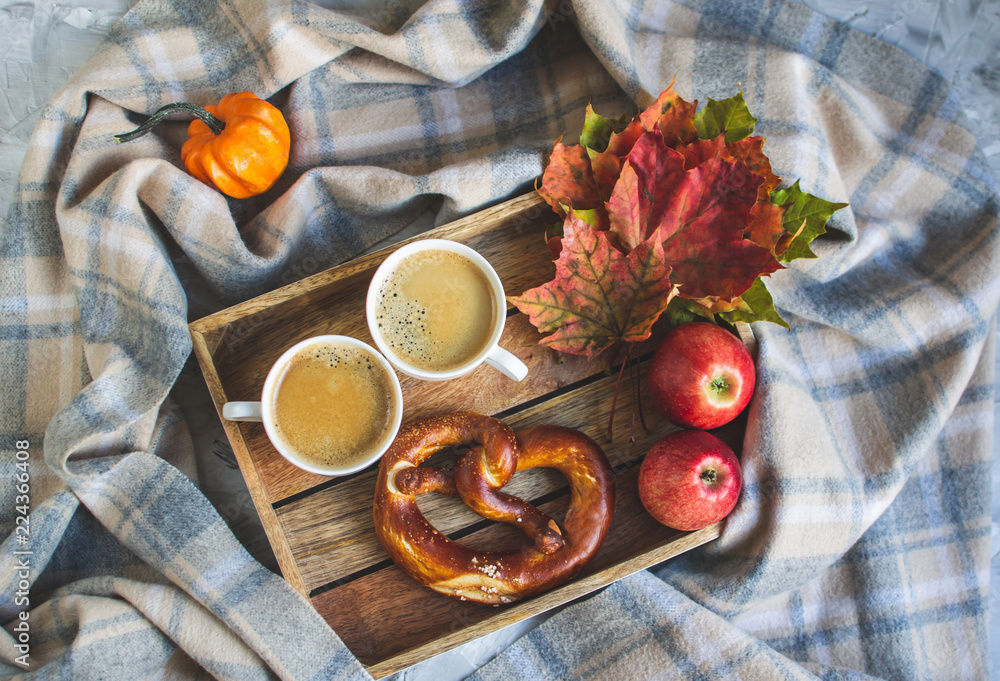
xmin=484 ymin=346 xmax=529 ymax=382
xmin=222 ymin=401 xmax=264 ymax=422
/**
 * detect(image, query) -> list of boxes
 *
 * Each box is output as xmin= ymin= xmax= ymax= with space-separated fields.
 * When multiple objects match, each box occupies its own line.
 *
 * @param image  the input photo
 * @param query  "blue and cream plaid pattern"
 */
xmin=2 ymin=0 xmax=997 ymax=678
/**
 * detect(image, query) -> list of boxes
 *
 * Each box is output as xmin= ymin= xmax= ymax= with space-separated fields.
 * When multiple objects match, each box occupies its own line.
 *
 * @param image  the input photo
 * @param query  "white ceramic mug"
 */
xmin=221 ymin=335 xmax=403 ymax=477
xmin=365 ymin=239 xmax=528 ymax=382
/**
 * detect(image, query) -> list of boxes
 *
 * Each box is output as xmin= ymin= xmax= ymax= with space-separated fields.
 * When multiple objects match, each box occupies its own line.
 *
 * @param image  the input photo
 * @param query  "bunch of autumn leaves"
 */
xmin=511 ymin=86 xmax=846 ymax=359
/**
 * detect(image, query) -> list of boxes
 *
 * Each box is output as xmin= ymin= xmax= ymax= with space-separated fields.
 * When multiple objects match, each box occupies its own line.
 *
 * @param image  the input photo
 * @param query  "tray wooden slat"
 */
xmin=189 ymin=191 xmax=740 ymax=678
xmin=316 ymin=512 xmax=722 ymax=676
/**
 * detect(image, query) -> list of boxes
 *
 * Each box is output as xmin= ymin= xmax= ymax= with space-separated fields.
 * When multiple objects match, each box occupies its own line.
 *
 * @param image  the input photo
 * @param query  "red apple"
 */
xmin=648 ymin=322 xmax=755 ymax=430
xmin=638 ymin=429 xmax=742 ymax=531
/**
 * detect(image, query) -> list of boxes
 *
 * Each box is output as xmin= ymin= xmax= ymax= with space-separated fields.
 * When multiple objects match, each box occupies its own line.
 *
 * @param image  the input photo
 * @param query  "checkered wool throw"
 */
xmin=2 ymin=0 xmax=997 ymax=678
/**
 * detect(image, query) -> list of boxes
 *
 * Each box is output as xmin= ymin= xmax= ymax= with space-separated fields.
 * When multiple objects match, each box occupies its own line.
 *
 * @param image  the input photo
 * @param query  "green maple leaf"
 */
xmin=718 ymin=278 xmax=789 ymax=328
xmin=579 ymin=104 xmax=630 ymax=152
xmin=694 ymin=90 xmax=757 ymax=143
xmin=772 ymin=180 xmax=849 ymax=261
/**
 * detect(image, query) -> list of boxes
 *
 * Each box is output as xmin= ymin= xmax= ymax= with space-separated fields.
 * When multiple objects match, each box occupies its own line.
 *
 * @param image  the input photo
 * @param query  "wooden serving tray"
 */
xmin=189 ymin=192 xmax=743 ymax=678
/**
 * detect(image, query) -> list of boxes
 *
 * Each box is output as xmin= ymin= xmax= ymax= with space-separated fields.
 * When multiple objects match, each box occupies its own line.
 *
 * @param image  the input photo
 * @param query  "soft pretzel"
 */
xmin=373 ymin=412 xmax=615 ymax=605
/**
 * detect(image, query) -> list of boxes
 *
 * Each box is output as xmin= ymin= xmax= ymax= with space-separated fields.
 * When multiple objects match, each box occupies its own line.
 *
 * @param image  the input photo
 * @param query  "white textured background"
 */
xmin=2 ymin=1 xmax=998 ymax=678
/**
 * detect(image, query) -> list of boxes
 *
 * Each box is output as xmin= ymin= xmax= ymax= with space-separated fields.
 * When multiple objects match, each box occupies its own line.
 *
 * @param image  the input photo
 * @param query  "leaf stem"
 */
xmin=607 ymin=341 xmax=631 ymax=442
xmin=627 ymin=345 xmax=638 ymax=443
xmin=631 ymin=342 xmax=647 ymax=433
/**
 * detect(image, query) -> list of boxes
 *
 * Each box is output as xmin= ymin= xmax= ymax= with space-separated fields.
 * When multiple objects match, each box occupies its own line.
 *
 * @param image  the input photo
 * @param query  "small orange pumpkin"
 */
xmin=115 ymin=92 xmax=290 ymax=199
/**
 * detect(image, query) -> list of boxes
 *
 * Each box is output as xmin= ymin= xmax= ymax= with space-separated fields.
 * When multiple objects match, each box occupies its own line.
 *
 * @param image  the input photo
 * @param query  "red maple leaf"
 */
xmin=639 ymin=86 xmax=699 ymax=148
xmin=536 ymin=140 xmax=601 ymax=217
xmin=607 ymin=132 xmax=780 ymax=300
xmin=529 ymin=84 xmax=844 ymax=342
xmin=726 ymin=136 xmax=781 ymax=201
xmin=510 ymin=215 xmax=675 ymax=358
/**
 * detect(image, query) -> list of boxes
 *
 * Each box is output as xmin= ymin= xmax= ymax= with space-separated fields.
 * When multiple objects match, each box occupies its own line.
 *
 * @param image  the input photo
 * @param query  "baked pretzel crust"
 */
xmin=373 ymin=412 xmax=615 ymax=605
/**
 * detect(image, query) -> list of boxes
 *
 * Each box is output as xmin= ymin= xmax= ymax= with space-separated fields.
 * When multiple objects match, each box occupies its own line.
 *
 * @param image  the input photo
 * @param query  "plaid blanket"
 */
xmin=2 ymin=0 xmax=997 ymax=678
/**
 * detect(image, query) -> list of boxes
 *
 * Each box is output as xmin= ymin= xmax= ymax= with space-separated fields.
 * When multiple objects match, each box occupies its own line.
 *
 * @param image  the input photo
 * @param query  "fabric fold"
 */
xmin=1 ymin=0 xmax=996 ymax=679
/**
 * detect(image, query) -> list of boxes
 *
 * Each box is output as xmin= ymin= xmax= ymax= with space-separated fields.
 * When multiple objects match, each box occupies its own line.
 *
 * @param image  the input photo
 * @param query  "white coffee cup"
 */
xmin=365 ymin=239 xmax=528 ymax=382
xmin=221 ymin=335 xmax=403 ymax=477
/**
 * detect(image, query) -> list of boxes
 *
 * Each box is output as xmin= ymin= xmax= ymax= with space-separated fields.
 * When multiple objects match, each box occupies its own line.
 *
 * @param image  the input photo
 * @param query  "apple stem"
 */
xmin=701 ymin=468 xmax=717 ymax=484
xmin=710 ymin=377 xmax=729 ymax=395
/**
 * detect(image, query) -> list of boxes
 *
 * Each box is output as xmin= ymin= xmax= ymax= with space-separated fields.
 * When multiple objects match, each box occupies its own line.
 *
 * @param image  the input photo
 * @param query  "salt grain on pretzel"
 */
xmin=373 ymin=412 xmax=615 ymax=605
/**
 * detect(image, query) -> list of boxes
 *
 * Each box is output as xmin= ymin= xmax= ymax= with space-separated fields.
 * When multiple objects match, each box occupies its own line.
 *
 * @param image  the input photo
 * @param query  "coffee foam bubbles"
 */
xmin=374 ymin=249 xmax=496 ymax=373
xmin=270 ymin=342 xmax=395 ymax=469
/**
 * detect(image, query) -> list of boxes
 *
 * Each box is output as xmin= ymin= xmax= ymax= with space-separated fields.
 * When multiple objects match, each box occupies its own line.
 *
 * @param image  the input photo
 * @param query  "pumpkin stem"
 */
xmin=114 ymin=102 xmax=225 ymax=143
